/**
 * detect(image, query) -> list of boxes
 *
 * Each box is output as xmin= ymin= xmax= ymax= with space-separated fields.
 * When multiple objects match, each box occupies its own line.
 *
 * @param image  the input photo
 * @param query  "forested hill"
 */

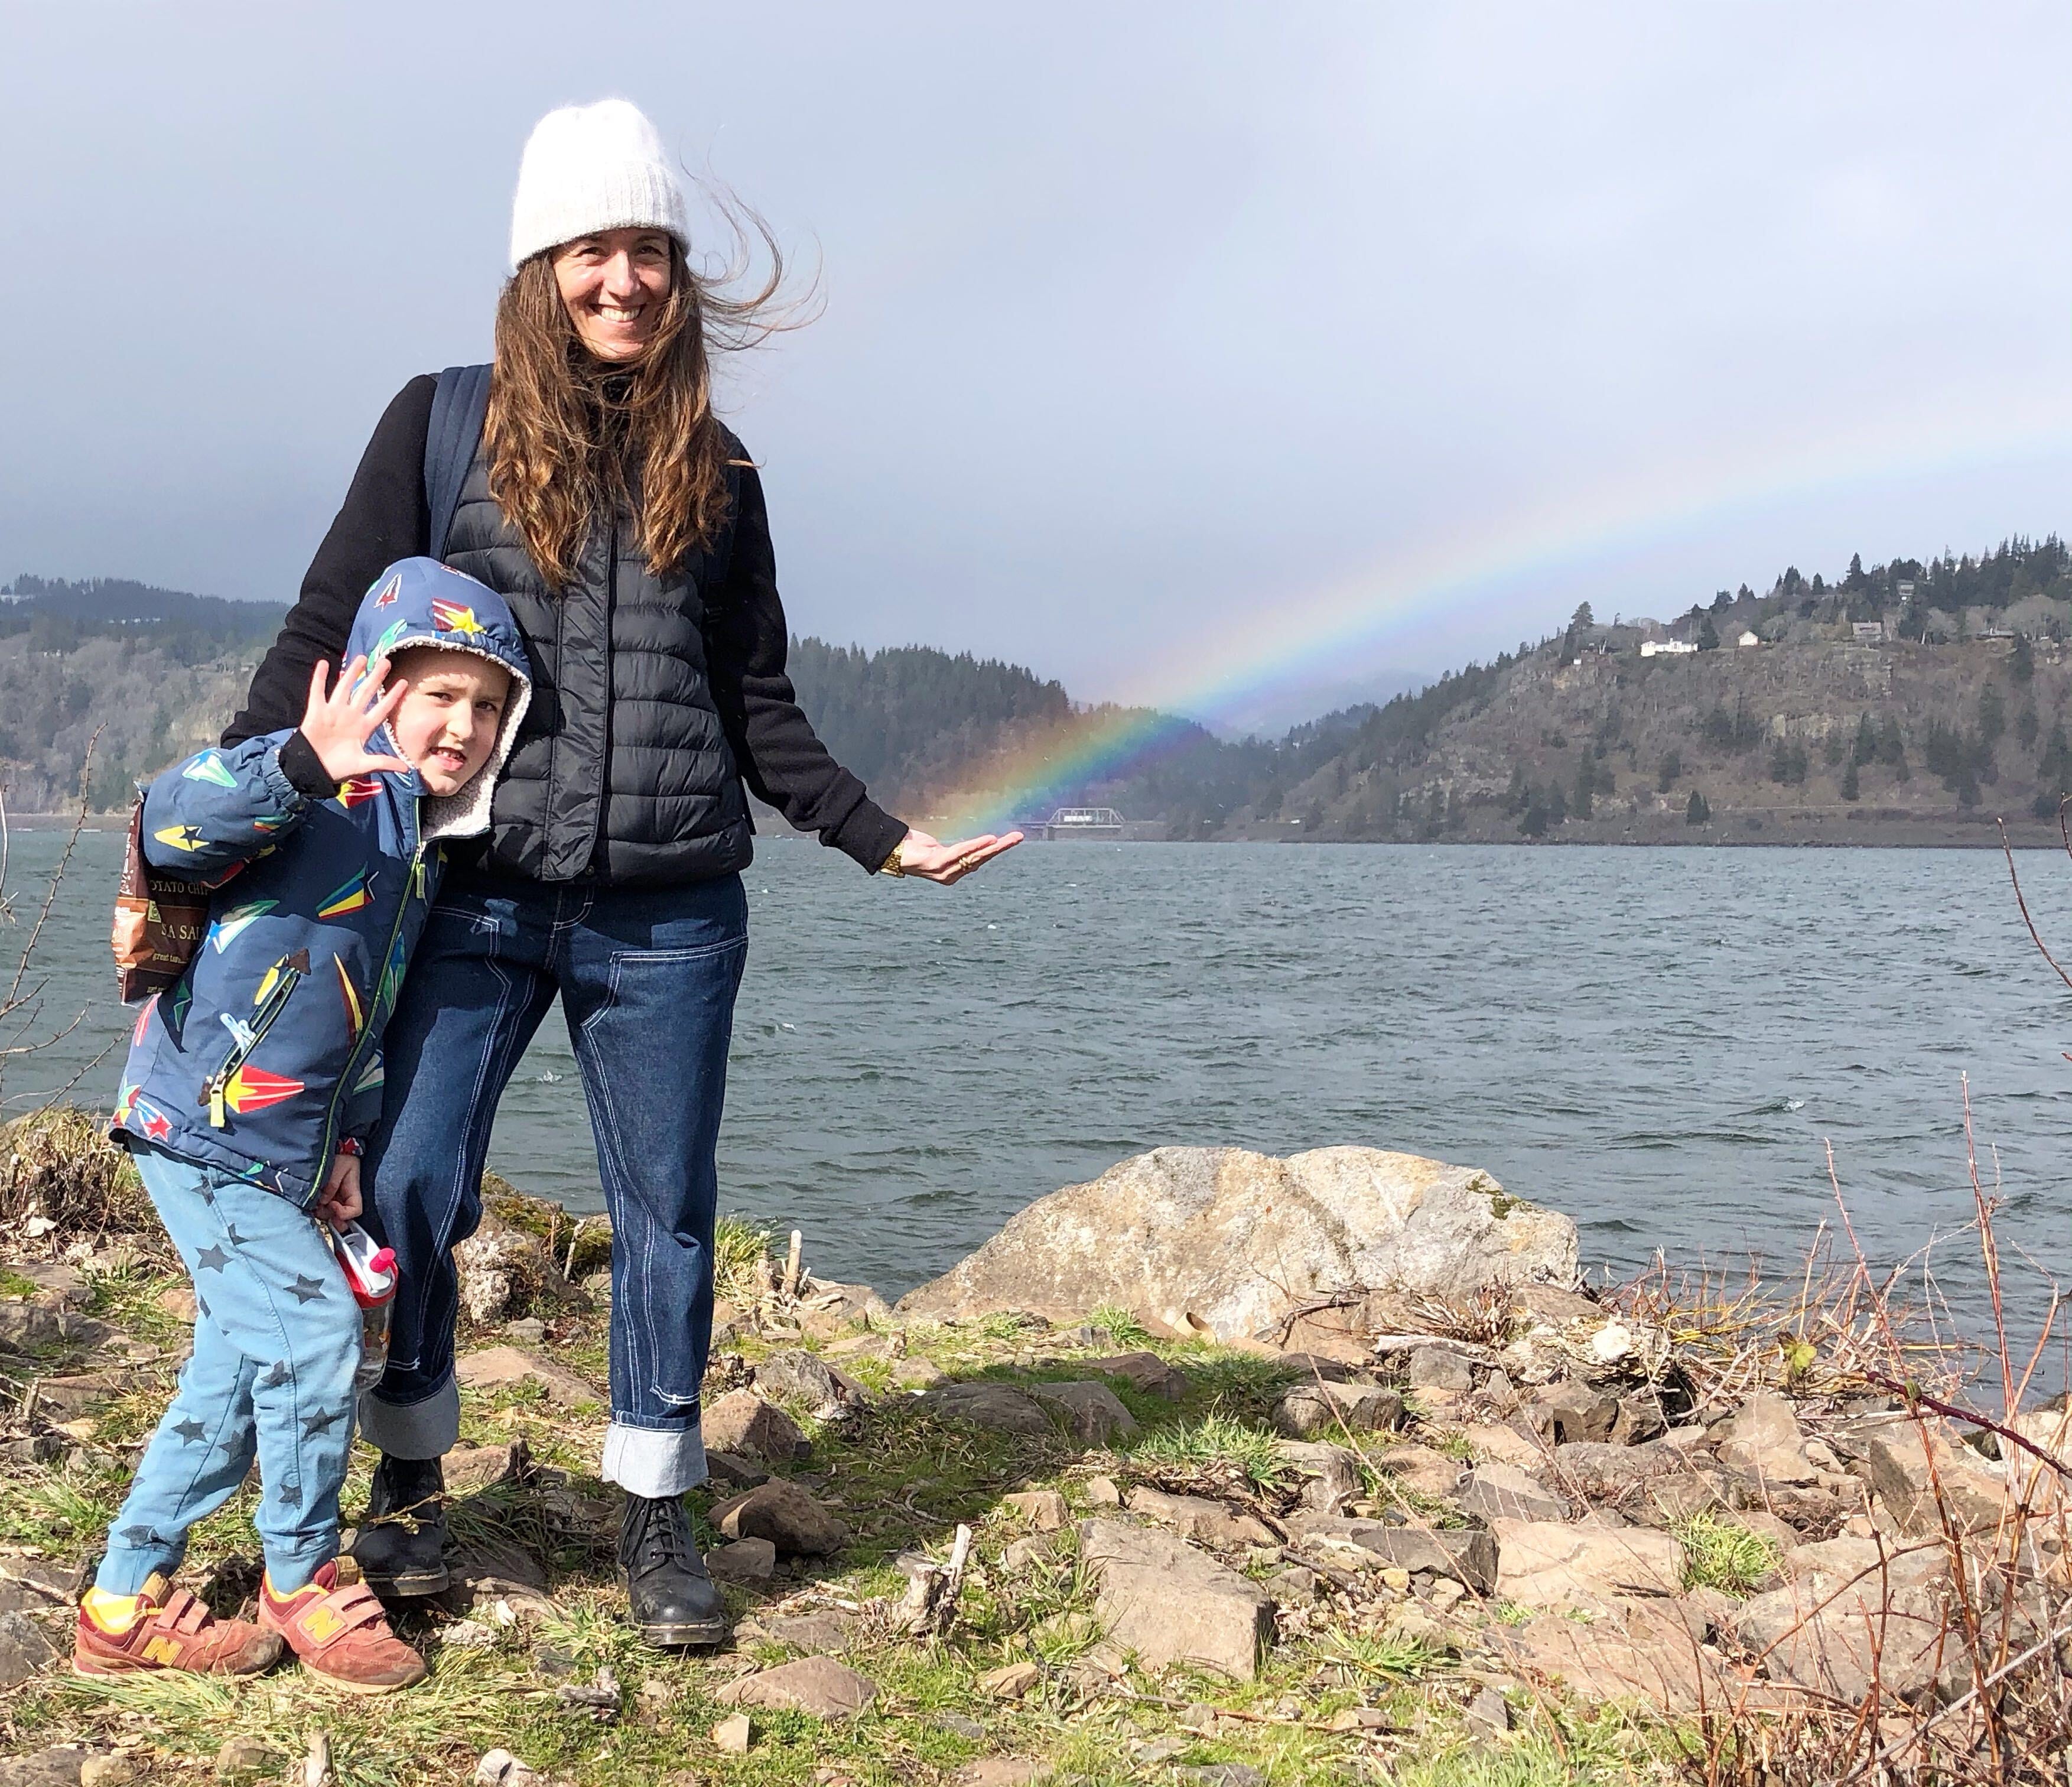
xmin=785 ymin=639 xmax=1072 ymax=800
xmin=9 ymin=537 xmax=2072 ymax=844
xmin=1134 ymin=534 xmax=2072 ymax=843
xmin=0 ymin=578 xmax=1095 ymax=817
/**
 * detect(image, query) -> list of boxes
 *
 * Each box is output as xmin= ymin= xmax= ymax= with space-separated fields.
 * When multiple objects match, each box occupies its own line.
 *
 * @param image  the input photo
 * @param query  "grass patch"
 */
xmin=1674 ymin=1512 xmax=1781 ymax=1594
xmin=1167 ymin=1346 xmax=1302 ymax=1419
xmin=713 ymin=1214 xmax=773 ymax=1301
xmin=1125 ymin=1412 xmax=1287 ymax=1488
xmin=1088 ymin=1304 xmax=1153 ymax=1350
xmin=1310 ymin=1626 xmax=1444 ymax=1684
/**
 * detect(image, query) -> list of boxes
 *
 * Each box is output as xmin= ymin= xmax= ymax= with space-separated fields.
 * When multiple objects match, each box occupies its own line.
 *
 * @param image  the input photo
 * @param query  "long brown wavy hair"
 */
xmin=484 ymin=203 xmax=800 ymax=587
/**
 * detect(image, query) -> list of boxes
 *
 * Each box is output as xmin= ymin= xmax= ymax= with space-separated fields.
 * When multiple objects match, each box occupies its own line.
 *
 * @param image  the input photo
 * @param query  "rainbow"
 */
xmin=932 ymin=392 xmax=2072 ymax=836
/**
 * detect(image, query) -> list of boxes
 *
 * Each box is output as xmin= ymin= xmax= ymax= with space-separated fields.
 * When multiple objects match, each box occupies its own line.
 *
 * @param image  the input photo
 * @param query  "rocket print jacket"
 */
xmin=111 ymin=557 xmax=532 ymax=1210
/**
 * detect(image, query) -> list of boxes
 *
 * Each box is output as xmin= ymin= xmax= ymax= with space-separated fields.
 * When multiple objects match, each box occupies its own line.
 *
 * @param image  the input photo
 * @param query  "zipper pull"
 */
xmin=209 ymin=1081 xmax=226 ymax=1128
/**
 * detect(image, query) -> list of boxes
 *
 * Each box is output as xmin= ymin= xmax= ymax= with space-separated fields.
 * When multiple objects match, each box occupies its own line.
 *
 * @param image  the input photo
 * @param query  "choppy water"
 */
xmin=10 ymin=831 xmax=2072 ymax=1339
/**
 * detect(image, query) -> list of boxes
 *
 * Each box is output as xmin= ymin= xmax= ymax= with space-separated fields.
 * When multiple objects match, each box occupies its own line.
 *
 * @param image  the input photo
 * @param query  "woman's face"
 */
xmin=552 ymin=227 xmax=674 ymax=362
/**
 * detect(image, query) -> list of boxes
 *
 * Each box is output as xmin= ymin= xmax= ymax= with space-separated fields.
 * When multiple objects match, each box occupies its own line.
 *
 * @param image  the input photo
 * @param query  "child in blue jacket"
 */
xmin=79 ymin=558 xmax=531 ymax=1693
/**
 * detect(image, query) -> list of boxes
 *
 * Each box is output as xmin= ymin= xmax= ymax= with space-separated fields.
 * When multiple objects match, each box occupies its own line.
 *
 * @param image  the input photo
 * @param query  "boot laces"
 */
xmin=624 ymin=1494 xmax=694 ymax=1576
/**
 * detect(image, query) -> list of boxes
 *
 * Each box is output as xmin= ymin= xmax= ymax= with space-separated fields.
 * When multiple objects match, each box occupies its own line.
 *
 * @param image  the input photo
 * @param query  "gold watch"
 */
xmin=879 ymin=839 xmax=906 ymax=877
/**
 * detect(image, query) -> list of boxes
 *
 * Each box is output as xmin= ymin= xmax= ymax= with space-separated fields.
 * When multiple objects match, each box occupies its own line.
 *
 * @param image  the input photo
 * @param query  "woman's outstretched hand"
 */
xmin=893 ymin=828 xmax=1023 ymax=885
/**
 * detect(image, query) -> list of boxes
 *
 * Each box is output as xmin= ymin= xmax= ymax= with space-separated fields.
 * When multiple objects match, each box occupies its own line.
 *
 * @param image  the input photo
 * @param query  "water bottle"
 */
xmin=329 ymin=1220 xmax=398 ymax=1393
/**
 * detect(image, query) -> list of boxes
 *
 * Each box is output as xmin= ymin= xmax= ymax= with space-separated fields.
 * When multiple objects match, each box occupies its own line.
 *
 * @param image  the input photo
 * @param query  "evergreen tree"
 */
xmin=1546 ymin=782 xmax=1569 ymax=824
xmin=1686 ymin=789 xmax=1710 ymax=825
xmin=1504 ymin=763 xmax=1529 ymax=814
xmin=1979 ymin=684 xmax=2006 ymax=745
xmin=2012 ymin=632 xmax=2036 ymax=683
xmin=2037 ymin=724 xmax=2072 ymax=810
xmin=1697 ymin=617 xmax=1720 ymax=651
xmin=1840 ymin=759 xmax=1860 ymax=801
xmin=1852 ymin=713 xmax=1878 ymax=766
xmin=1878 ymin=713 xmax=1909 ymax=778
xmin=2018 ymin=703 xmax=2040 ymax=750
xmin=1572 ymin=752 xmax=1593 ymax=819
xmin=1570 ymin=602 xmax=1594 ymax=629
xmin=1519 ymin=788 xmax=1547 ymax=837
xmin=1657 ymin=749 xmax=1681 ymax=792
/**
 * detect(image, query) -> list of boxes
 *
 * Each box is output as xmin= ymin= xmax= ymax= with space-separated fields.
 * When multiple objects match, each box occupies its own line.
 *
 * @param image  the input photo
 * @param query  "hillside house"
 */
xmin=1639 ymin=638 xmax=1697 ymax=657
xmin=1851 ymin=620 xmax=1885 ymax=644
xmin=1738 ymin=629 xmax=1761 ymax=648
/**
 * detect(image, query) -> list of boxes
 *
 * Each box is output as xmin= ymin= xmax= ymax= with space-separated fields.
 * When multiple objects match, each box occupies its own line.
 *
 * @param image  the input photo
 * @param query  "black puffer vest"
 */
xmin=441 ymin=444 xmax=753 ymax=886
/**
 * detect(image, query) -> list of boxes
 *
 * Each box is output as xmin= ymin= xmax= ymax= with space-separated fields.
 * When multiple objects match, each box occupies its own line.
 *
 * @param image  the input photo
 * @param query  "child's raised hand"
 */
xmin=300 ymin=656 xmax=411 ymax=783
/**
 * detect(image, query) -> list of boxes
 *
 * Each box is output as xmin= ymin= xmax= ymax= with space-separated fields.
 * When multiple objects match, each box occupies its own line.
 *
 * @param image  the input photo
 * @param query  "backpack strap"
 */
xmin=424 ymin=363 xmax=493 ymax=561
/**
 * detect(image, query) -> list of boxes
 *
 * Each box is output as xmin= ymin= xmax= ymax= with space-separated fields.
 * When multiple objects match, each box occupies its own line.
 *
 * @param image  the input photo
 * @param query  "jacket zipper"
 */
xmin=201 ymin=950 xmax=309 ymax=1127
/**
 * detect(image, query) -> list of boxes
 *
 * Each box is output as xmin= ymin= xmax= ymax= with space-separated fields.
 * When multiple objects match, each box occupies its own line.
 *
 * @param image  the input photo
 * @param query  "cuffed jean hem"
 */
xmin=96 ymin=1539 xmax=188 ymax=1597
xmin=257 ymin=1538 xmax=338 ymax=1597
xmin=357 ymin=1377 xmax=461 ymax=1460
xmin=601 ymin=1420 xmax=708 ymax=1498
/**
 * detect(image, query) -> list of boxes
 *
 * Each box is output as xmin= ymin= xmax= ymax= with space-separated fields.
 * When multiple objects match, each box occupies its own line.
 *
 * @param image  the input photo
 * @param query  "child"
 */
xmin=79 ymin=557 xmax=531 ymax=1692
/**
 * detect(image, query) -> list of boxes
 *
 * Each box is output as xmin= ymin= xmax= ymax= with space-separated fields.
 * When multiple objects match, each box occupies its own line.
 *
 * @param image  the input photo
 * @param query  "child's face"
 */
xmin=386 ymin=648 xmax=512 ymax=797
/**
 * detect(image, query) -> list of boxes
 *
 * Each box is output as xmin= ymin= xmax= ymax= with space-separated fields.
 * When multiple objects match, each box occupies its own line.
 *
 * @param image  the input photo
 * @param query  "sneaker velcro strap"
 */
xmin=287 ymin=1582 xmax=389 ymax=1649
xmin=161 ymin=1590 xmax=211 ymax=1635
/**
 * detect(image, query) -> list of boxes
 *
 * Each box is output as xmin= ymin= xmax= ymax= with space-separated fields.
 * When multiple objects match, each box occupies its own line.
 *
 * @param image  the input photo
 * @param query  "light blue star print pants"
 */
xmin=96 ymin=1144 xmax=361 ymax=1597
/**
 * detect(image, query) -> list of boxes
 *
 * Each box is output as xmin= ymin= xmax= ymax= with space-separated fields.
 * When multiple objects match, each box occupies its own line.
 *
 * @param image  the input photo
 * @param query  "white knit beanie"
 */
xmin=509 ymin=99 xmax=689 ymax=268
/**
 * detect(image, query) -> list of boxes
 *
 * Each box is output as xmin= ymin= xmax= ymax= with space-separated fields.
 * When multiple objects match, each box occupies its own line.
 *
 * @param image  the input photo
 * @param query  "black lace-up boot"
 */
xmin=619 ymin=1492 xmax=726 ymax=1647
xmin=347 ymin=1453 xmax=450 ymax=1597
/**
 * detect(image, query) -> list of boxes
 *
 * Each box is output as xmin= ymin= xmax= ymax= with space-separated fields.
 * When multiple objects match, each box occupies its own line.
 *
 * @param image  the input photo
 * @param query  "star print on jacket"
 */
xmin=118 ymin=1525 xmax=163 ymax=1548
xmin=276 ymin=1483 xmax=302 ymax=1509
xmin=258 ymin=1361 xmax=293 ymax=1389
xmin=194 ymin=1244 xmax=229 ymax=1272
xmin=288 ymin=1275 xmax=328 ymax=1304
xmin=301 ymin=1408 xmax=345 ymax=1438
xmin=152 ymin=823 xmax=206 ymax=853
xmin=430 ymin=596 xmax=486 ymax=636
xmin=172 ymin=1418 xmax=208 ymax=1444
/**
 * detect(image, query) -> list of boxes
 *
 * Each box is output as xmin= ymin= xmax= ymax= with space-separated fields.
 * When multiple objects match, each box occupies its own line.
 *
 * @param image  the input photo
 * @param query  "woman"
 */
xmin=225 ymin=98 xmax=1016 ymax=1646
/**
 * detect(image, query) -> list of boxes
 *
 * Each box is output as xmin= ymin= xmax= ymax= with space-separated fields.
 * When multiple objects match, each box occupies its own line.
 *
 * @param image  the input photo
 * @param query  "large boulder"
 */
xmin=896 ymin=1146 xmax=1577 ymax=1340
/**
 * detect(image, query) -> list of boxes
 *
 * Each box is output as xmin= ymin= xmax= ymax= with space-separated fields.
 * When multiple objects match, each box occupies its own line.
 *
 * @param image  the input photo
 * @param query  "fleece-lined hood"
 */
xmin=343 ymin=557 xmax=532 ymax=841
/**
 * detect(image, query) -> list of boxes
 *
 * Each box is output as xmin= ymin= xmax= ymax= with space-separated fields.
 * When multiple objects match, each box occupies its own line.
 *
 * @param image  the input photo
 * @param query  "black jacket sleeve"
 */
xmin=222 ymin=376 xmax=436 ymax=745
xmin=705 ymin=459 xmax=910 ymax=872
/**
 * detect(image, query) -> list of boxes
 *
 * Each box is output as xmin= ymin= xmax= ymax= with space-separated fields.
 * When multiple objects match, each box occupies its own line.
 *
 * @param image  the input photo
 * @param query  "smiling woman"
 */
xmin=219 ymin=96 xmax=1019 ymax=1650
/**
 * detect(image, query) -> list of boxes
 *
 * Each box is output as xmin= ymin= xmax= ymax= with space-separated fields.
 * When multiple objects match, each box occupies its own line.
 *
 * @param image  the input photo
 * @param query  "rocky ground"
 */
xmin=2 ymin=1116 xmax=2068 ymax=1787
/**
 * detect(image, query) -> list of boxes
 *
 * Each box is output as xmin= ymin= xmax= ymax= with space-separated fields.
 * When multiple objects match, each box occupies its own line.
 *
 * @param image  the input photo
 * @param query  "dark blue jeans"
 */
xmin=357 ymin=872 xmax=748 ymax=1497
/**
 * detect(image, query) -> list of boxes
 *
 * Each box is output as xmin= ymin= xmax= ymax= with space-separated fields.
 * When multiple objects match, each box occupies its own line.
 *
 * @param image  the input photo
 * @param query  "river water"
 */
xmin=8 ymin=831 xmax=2072 ymax=1338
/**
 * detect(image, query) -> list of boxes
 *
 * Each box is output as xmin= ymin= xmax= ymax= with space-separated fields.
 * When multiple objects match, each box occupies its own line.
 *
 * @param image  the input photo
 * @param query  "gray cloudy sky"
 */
xmin=4 ymin=4 xmax=2067 ymax=731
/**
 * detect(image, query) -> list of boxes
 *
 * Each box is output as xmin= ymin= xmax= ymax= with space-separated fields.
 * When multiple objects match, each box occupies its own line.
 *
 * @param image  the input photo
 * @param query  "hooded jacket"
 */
xmin=111 ymin=558 xmax=534 ymax=1210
